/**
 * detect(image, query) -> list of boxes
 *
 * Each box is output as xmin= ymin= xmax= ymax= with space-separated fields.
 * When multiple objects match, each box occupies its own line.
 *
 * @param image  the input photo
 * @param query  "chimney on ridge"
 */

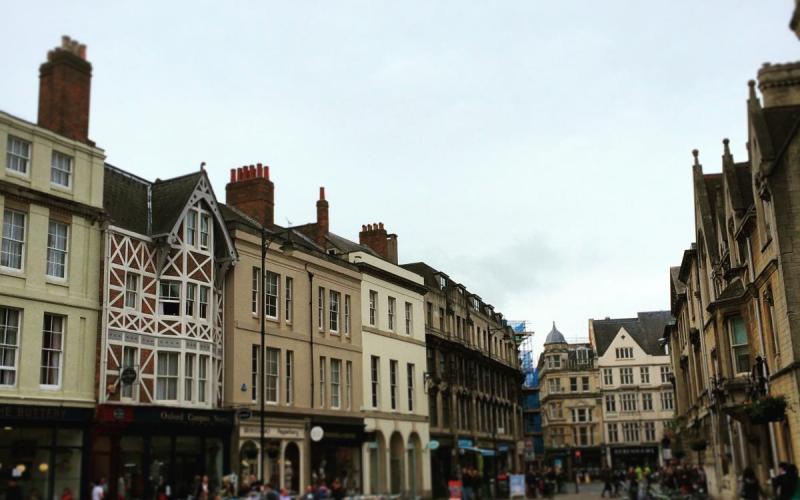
xmin=38 ymin=35 xmax=93 ymax=144
xmin=316 ymin=187 xmax=329 ymax=247
xmin=226 ymin=164 xmax=275 ymax=227
xmin=359 ymin=222 xmax=398 ymax=264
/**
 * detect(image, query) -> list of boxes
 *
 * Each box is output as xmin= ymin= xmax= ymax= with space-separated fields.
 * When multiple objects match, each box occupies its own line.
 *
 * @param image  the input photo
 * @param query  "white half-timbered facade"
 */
xmin=99 ymin=166 xmax=236 ymax=408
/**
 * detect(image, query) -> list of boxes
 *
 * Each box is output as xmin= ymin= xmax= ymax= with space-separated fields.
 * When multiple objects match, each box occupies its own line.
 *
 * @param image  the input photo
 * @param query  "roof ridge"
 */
xmin=105 ymin=163 xmax=151 ymax=185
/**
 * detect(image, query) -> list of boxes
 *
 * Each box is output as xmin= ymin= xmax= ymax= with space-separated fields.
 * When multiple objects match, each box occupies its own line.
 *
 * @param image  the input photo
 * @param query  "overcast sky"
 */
xmin=3 ymin=2 xmax=798 ymax=358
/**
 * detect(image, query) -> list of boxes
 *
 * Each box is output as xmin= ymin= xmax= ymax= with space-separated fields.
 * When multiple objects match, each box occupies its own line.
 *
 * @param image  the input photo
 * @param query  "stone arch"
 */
xmin=284 ymin=441 xmax=300 ymax=493
xmin=368 ymin=430 xmax=388 ymax=494
xmin=239 ymin=440 xmax=259 ymax=480
xmin=389 ymin=431 xmax=405 ymax=494
xmin=407 ymin=432 xmax=423 ymax=497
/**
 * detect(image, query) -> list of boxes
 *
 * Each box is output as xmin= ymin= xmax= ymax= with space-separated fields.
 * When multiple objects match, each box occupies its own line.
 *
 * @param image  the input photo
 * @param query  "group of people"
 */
xmin=524 ymin=467 xmax=567 ymax=498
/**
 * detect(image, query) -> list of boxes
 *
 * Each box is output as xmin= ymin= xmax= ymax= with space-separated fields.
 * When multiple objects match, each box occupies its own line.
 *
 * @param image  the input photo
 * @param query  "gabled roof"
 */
xmin=592 ymin=311 xmax=672 ymax=357
xmin=104 ymin=164 xmax=237 ymax=262
xmin=151 ymin=172 xmax=205 ymax=236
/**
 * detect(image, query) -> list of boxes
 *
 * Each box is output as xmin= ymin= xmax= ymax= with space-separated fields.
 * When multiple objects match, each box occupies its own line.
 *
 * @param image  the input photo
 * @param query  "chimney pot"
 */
xmin=38 ymin=36 xmax=93 ymax=143
xmin=265 ymin=165 xmax=270 ymax=180
xmin=226 ymin=161 xmax=275 ymax=227
xmin=319 ymin=187 xmax=325 ymax=201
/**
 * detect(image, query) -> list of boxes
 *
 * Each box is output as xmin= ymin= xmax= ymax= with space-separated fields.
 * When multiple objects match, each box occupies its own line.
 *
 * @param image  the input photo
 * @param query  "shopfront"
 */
xmin=91 ymin=405 xmax=234 ymax=500
xmin=0 ymin=404 xmax=91 ymax=500
xmin=609 ymin=446 xmax=660 ymax=470
xmin=309 ymin=418 xmax=364 ymax=495
xmin=237 ymin=420 xmax=305 ymax=493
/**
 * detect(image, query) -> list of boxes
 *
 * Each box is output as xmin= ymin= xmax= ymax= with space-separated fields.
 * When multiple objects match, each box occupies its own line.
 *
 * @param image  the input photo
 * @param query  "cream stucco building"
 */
xmin=589 ymin=312 xmax=674 ymax=469
xmin=0 ymin=37 xmax=105 ymax=500
xmin=347 ymin=248 xmax=431 ymax=498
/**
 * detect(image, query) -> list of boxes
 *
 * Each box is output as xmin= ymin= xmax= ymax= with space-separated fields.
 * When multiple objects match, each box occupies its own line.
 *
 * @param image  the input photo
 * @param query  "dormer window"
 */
xmin=615 ymin=347 xmax=633 ymax=359
xmin=437 ymin=275 xmax=446 ymax=290
xmin=186 ymin=211 xmax=197 ymax=246
xmin=199 ymin=214 xmax=210 ymax=249
xmin=576 ymin=348 xmax=589 ymax=364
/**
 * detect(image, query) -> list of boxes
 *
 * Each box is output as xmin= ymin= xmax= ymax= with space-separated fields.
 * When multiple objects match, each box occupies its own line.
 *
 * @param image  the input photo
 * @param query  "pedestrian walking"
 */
xmin=601 ymin=467 xmax=614 ymax=498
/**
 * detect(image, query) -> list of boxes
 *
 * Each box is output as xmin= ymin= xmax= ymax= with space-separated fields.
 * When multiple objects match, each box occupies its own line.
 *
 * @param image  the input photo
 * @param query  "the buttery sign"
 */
xmin=0 ymin=404 xmax=91 ymax=423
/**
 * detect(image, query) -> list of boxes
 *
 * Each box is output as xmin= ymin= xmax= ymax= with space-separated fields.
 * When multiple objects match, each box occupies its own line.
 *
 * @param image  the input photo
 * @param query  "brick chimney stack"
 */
xmin=316 ymin=187 xmax=329 ymax=247
xmin=359 ymin=223 xmax=398 ymax=263
xmin=225 ymin=163 xmax=274 ymax=227
xmin=38 ymin=36 xmax=93 ymax=144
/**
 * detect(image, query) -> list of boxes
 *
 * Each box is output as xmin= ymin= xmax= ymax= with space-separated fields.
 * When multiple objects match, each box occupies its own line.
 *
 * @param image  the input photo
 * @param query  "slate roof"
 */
xmin=104 ymin=165 xmax=149 ymax=234
xmin=734 ymin=162 xmax=754 ymax=209
xmin=544 ymin=322 xmax=566 ymax=345
xmin=401 ymin=262 xmax=441 ymax=288
xmin=151 ymin=172 xmax=204 ymax=236
xmin=670 ymin=266 xmax=686 ymax=295
xmin=592 ymin=311 xmax=673 ymax=357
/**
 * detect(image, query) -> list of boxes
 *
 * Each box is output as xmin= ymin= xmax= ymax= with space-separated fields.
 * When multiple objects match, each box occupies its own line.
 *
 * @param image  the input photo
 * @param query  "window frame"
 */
xmin=330 ymin=358 xmax=341 ymax=409
xmin=40 ymin=313 xmax=65 ymax=388
xmin=155 ymin=351 xmax=180 ymax=401
xmin=728 ymin=316 xmax=750 ymax=375
xmin=45 ymin=220 xmax=69 ymax=279
xmin=125 ymin=272 xmax=140 ymax=310
xmin=265 ymin=348 xmax=279 ymax=404
xmin=6 ymin=136 xmax=31 ymax=175
xmin=1 ymin=209 xmax=26 ymax=271
xmin=329 ymin=290 xmax=340 ymax=333
xmin=158 ymin=280 xmax=181 ymax=316
xmin=264 ymin=272 xmax=279 ymax=320
xmin=50 ymin=150 xmax=73 ymax=188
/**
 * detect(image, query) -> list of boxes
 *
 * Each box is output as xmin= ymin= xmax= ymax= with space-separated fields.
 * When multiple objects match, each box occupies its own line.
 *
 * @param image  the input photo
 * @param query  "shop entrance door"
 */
xmin=174 ymin=437 xmax=204 ymax=498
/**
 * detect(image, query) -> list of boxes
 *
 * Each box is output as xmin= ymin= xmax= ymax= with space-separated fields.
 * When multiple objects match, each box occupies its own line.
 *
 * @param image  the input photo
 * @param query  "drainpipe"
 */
xmin=307 ymin=265 xmax=315 ymax=408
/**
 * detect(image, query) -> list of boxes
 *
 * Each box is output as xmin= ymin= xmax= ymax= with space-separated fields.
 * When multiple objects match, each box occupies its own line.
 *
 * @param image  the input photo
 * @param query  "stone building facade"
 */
xmin=346 ymin=239 xmax=430 ymax=498
xmin=402 ymin=262 xmax=522 ymax=499
xmin=589 ymin=312 xmax=674 ymax=470
xmin=667 ymin=51 xmax=800 ymax=498
xmin=0 ymin=37 xmax=106 ymax=500
xmin=222 ymin=175 xmax=366 ymax=495
xmin=538 ymin=324 xmax=602 ymax=477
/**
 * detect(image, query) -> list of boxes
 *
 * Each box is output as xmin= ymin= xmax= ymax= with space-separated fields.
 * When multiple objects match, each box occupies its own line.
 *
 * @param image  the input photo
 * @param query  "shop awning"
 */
xmin=461 ymin=446 xmax=496 ymax=456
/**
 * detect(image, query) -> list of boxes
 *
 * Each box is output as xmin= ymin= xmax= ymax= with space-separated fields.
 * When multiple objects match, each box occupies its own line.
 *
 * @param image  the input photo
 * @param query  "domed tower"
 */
xmin=544 ymin=322 xmax=567 ymax=348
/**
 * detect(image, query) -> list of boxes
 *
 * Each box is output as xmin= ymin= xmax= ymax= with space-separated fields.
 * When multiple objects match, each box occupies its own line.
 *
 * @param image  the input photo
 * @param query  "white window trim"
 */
xmin=45 ymin=220 xmax=69 ymax=280
xmin=40 ymin=313 xmax=65 ymax=389
xmin=1 ymin=209 xmax=26 ymax=273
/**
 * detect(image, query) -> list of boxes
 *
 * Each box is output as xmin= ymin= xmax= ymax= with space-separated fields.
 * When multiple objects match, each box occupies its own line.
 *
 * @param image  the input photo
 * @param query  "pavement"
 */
xmin=540 ymin=481 xmax=606 ymax=499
